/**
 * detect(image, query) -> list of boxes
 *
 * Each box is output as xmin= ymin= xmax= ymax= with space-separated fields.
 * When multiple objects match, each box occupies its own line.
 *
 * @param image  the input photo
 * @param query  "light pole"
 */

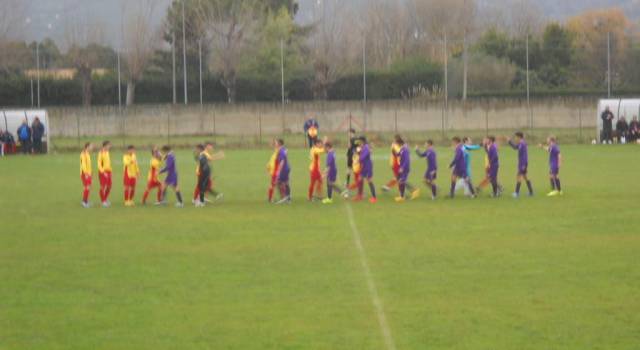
xmin=607 ymin=31 xmax=611 ymax=98
xmin=182 ymin=0 xmax=188 ymax=105
xmin=199 ymin=39 xmax=203 ymax=106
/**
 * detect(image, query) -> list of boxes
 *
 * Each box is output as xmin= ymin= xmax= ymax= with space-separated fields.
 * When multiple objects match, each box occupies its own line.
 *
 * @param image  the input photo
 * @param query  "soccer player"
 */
xmin=274 ymin=139 xmax=291 ymax=204
xmin=354 ymin=138 xmax=377 ymax=203
xmin=322 ymin=142 xmax=345 ymax=204
xmin=308 ymin=139 xmax=325 ymax=201
xmin=449 ymin=137 xmax=476 ymax=199
xmin=97 ymin=140 xmax=112 ymax=207
xmin=123 ymin=145 xmax=140 ymax=206
xmin=541 ymin=136 xmax=563 ymax=196
xmin=508 ymin=131 xmax=534 ymax=198
xmin=460 ymin=137 xmax=482 ymax=196
xmin=80 ymin=142 xmax=93 ymax=208
xmin=485 ymin=136 xmax=501 ymax=197
xmin=159 ymin=145 xmax=184 ymax=207
xmin=415 ymin=139 xmax=437 ymax=200
xmin=394 ymin=136 xmax=419 ymax=202
xmin=142 ymin=147 xmax=163 ymax=205
xmin=381 ymin=140 xmax=401 ymax=192
xmin=194 ymin=142 xmax=225 ymax=206
xmin=267 ymin=139 xmax=281 ymax=203
xmin=346 ymin=128 xmax=359 ymax=187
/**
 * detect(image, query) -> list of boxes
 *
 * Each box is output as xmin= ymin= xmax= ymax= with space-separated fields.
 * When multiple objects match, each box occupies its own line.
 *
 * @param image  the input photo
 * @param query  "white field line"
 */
xmin=344 ymin=203 xmax=397 ymax=350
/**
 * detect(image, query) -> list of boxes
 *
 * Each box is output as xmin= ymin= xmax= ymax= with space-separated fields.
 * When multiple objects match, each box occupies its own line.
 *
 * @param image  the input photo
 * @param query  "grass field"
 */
xmin=1 ymin=144 xmax=639 ymax=349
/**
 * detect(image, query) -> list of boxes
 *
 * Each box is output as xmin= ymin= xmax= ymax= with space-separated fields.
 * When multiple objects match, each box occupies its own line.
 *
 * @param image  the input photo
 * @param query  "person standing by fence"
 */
xmin=17 ymin=120 xmax=31 ymax=154
xmin=31 ymin=117 xmax=45 ymax=154
xmin=303 ymin=116 xmax=319 ymax=149
xmin=601 ymin=106 xmax=614 ymax=144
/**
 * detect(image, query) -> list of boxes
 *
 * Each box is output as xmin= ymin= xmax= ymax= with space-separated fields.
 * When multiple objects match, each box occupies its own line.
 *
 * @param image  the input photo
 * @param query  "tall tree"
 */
xmin=123 ymin=0 xmax=162 ymax=105
xmin=195 ymin=0 xmax=264 ymax=103
xmin=64 ymin=19 xmax=109 ymax=106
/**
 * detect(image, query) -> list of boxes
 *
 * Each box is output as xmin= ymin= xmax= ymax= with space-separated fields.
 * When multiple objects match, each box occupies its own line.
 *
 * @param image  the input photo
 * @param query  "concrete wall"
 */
xmin=47 ymin=97 xmax=598 ymax=138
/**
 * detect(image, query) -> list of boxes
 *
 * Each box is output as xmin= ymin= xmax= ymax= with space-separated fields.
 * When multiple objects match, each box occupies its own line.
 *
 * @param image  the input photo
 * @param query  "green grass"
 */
xmin=1 ymin=144 xmax=638 ymax=349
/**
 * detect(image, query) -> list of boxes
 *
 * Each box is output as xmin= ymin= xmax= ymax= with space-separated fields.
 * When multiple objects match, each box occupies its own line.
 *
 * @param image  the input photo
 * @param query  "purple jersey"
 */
xmin=549 ymin=144 xmax=560 ymax=170
xmin=417 ymin=148 xmax=437 ymax=172
xmin=326 ymin=150 xmax=337 ymax=182
xmin=398 ymin=145 xmax=410 ymax=173
xmin=487 ymin=143 xmax=499 ymax=170
xmin=359 ymin=144 xmax=373 ymax=178
xmin=450 ymin=144 xmax=467 ymax=178
xmin=277 ymin=147 xmax=290 ymax=177
xmin=160 ymin=152 xmax=178 ymax=185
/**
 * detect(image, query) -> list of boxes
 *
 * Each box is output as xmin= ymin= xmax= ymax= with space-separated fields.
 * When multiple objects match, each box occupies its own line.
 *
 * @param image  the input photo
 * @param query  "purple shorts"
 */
xmin=328 ymin=170 xmax=337 ymax=183
xmin=361 ymin=165 xmax=373 ymax=179
xmin=550 ymin=167 xmax=559 ymax=176
xmin=518 ymin=166 xmax=528 ymax=176
xmin=397 ymin=171 xmax=409 ymax=183
xmin=425 ymin=170 xmax=437 ymax=181
xmin=278 ymin=170 xmax=290 ymax=183
xmin=489 ymin=167 xmax=499 ymax=180
xmin=453 ymin=169 xmax=467 ymax=179
xmin=164 ymin=174 xmax=178 ymax=187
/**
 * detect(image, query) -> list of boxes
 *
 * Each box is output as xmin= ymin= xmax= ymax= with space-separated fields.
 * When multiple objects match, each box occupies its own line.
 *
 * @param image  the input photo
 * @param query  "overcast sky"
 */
xmin=21 ymin=0 xmax=638 ymax=45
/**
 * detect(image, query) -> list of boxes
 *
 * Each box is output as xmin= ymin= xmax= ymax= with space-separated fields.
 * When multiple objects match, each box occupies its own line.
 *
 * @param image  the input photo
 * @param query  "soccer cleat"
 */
xmin=352 ymin=195 xmax=363 ymax=202
xmin=369 ymin=197 xmax=378 ymax=204
xmin=215 ymin=193 xmax=224 ymax=201
xmin=394 ymin=196 xmax=405 ymax=203
xmin=175 ymin=202 xmax=184 ymax=208
xmin=547 ymin=190 xmax=560 ymax=197
xmin=102 ymin=201 xmax=110 ymax=208
xmin=381 ymin=185 xmax=391 ymax=192
xmin=431 ymin=195 xmax=437 ymax=201
xmin=512 ymin=193 xmax=519 ymax=199
xmin=322 ymin=198 xmax=333 ymax=204
xmin=410 ymin=189 xmax=421 ymax=200
xmin=204 ymin=198 xmax=212 ymax=203
xmin=81 ymin=201 xmax=91 ymax=208
xmin=195 ymin=201 xmax=205 ymax=208
xmin=154 ymin=201 xmax=165 ymax=206
xmin=275 ymin=196 xmax=291 ymax=205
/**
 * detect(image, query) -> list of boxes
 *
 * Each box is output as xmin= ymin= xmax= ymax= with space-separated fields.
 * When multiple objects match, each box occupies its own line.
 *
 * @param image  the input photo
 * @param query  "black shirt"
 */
xmin=601 ymin=111 xmax=614 ymax=129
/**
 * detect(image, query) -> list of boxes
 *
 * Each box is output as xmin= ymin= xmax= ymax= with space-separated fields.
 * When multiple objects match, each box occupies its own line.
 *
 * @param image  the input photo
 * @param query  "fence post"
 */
xmin=485 ymin=109 xmax=489 ymax=136
xmin=167 ymin=107 xmax=171 ymax=146
xmin=394 ymin=108 xmax=398 ymax=134
xmin=579 ymin=107 xmax=583 ymax=143
xmin=76 ymin=111 xmax=80 ymax=149
xmin=212 ymin=108 xmax=216 ymax=138
xmin=258 ymin=107 xmax=262 ymax=146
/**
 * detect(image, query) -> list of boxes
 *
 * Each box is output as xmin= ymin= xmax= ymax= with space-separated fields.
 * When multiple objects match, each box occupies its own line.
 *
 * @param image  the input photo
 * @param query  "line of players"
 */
xmin=266 ymin=129 xmax=563 ymax=204
xmin=80 ymin=141 xmax=224 ymax=208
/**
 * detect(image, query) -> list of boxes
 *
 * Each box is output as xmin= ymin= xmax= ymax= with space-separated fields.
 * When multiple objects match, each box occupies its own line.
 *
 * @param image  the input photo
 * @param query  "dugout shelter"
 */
xmin=597 ymin=99 xmax=640 ymax=142
xmin=1 ymin=109 xmax=50 ymax=154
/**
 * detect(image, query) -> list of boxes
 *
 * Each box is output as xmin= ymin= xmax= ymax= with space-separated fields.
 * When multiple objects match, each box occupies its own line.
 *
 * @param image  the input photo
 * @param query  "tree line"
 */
xmin=0 ymin=0 xmax=639 ymax=107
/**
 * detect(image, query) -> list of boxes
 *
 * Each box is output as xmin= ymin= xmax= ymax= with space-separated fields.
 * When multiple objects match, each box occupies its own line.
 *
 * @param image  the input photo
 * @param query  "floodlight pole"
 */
xmin=526 ymin=34 xmax=531 ymax=129
xmin=117 ymin=52 xmax=122 ymax=111
xmin=172 ymin=31 xmax=177 ymax=105
xmin=363 ymin=36 xmax=367 ymax=131
xmin=182 ymin=0 xmax=188 ymax=105
xmin=607 ymin=31 xmax=611 ymax=98
xmin=30 ymin=79 xmax=34 ymax=107
xmin=280 ymin=38 xmax=285 ymax=113
xmin=199 ymin=39 xmax=203 ymax=106
xmin=36 ymin=42 xmax=40 ymax=108
xmin=443 ymin=31 xmax=448 ymax=136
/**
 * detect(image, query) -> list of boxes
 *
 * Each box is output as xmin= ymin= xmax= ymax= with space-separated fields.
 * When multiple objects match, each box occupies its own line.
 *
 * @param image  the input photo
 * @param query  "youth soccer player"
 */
xmin=80 ymin=142 xmax=93 ymax=208
xmin=322 ymin=142 xmax=345 ymax=204
xmin=382 ymin=141 xmax=401 ymax=192
xmin=394 ymin=135 xmax=418 ymax=202
xmin=449 ymin=137 xmax=476 ymax=199
xmin=459 ymin=137 xmax=481 ymax=196
xmin=274 ymin=139 xmax=291 ymax=204
xmin=541 ymin=136 xmax=563 ymax=196
xmin=355 ymin=138 xmax=377 ymax=203
xmin=416 ymin=139 xmax=438 ymax=200
xmin=97 ymin=140 xmax=112 ymax=207
xmin=508 ymin=131 xmax=534 ymax=198
xmin=123 ymin=145 xmax=140 ymax=206
xmin=194 ymin=142 xmax=225 ymax=206
xmin=346 ymin=128 xmax=359 ymax=187
xmin=142 ymin=147 xmax=163 ymax=205
xmin=486 ymin=136 xmax=501 ymax=197
xmin=267 ymin=139 xmax=281 ymax=203
xmin=308 ymin=139 xmax=325 ymax=201
xmin=159 ymin=145 xmax=184 ymax=207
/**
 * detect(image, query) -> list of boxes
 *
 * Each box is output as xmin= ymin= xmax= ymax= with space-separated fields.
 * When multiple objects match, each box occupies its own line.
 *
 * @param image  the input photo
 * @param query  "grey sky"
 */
xmin=22 ymin=0 xmax=638 ymax=45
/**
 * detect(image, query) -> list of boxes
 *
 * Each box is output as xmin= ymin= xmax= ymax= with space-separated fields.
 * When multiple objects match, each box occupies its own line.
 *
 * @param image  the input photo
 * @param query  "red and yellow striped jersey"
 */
xmin=80 ymin=150 xmax=91 ymax=176
xmin=309 ymin=145 xmax=324 ymax=171
xmin=123 ymin=153 xmax=140 ymax=178
xmin=97 ymin=150 xmax=111 ymax=173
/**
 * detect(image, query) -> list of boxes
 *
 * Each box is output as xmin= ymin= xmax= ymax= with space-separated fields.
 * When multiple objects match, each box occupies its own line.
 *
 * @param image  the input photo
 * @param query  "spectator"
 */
xmin=629 ymin=116 xmax=640 ymax=143
xmin=0 ymin=129 xmax=5 ymax=157
xmin=0 ymin=129 xmax=16 ymax=156
xmin=31 ymin=117 xmax=45 ymax=154
xmin=303 ymin=115 xmax=319 ymax=149
xmin=17 ymin=120 xmax=31 ymax=154
xmin=601 ymin=106 xmax=614 ymax=144
xmin=616 ymin=116 xmax=629 ymax=144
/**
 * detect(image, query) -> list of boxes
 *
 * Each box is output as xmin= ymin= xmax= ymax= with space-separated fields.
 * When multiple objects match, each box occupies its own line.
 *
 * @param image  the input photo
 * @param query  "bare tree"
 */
xmin=0 ymin=0 xmax=27 ymax=73
xmin=64 ymin=18 xmax=107 ymax=106
xmin=195 ymin=0 xmax=263 ymax=104
xmin=309 ymin=0 xmax=358 ymax=99
xmin=122 ymin=0 xmax=162 ymax=106
xmin=364 ymin=0 xmax=415 ymax=68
